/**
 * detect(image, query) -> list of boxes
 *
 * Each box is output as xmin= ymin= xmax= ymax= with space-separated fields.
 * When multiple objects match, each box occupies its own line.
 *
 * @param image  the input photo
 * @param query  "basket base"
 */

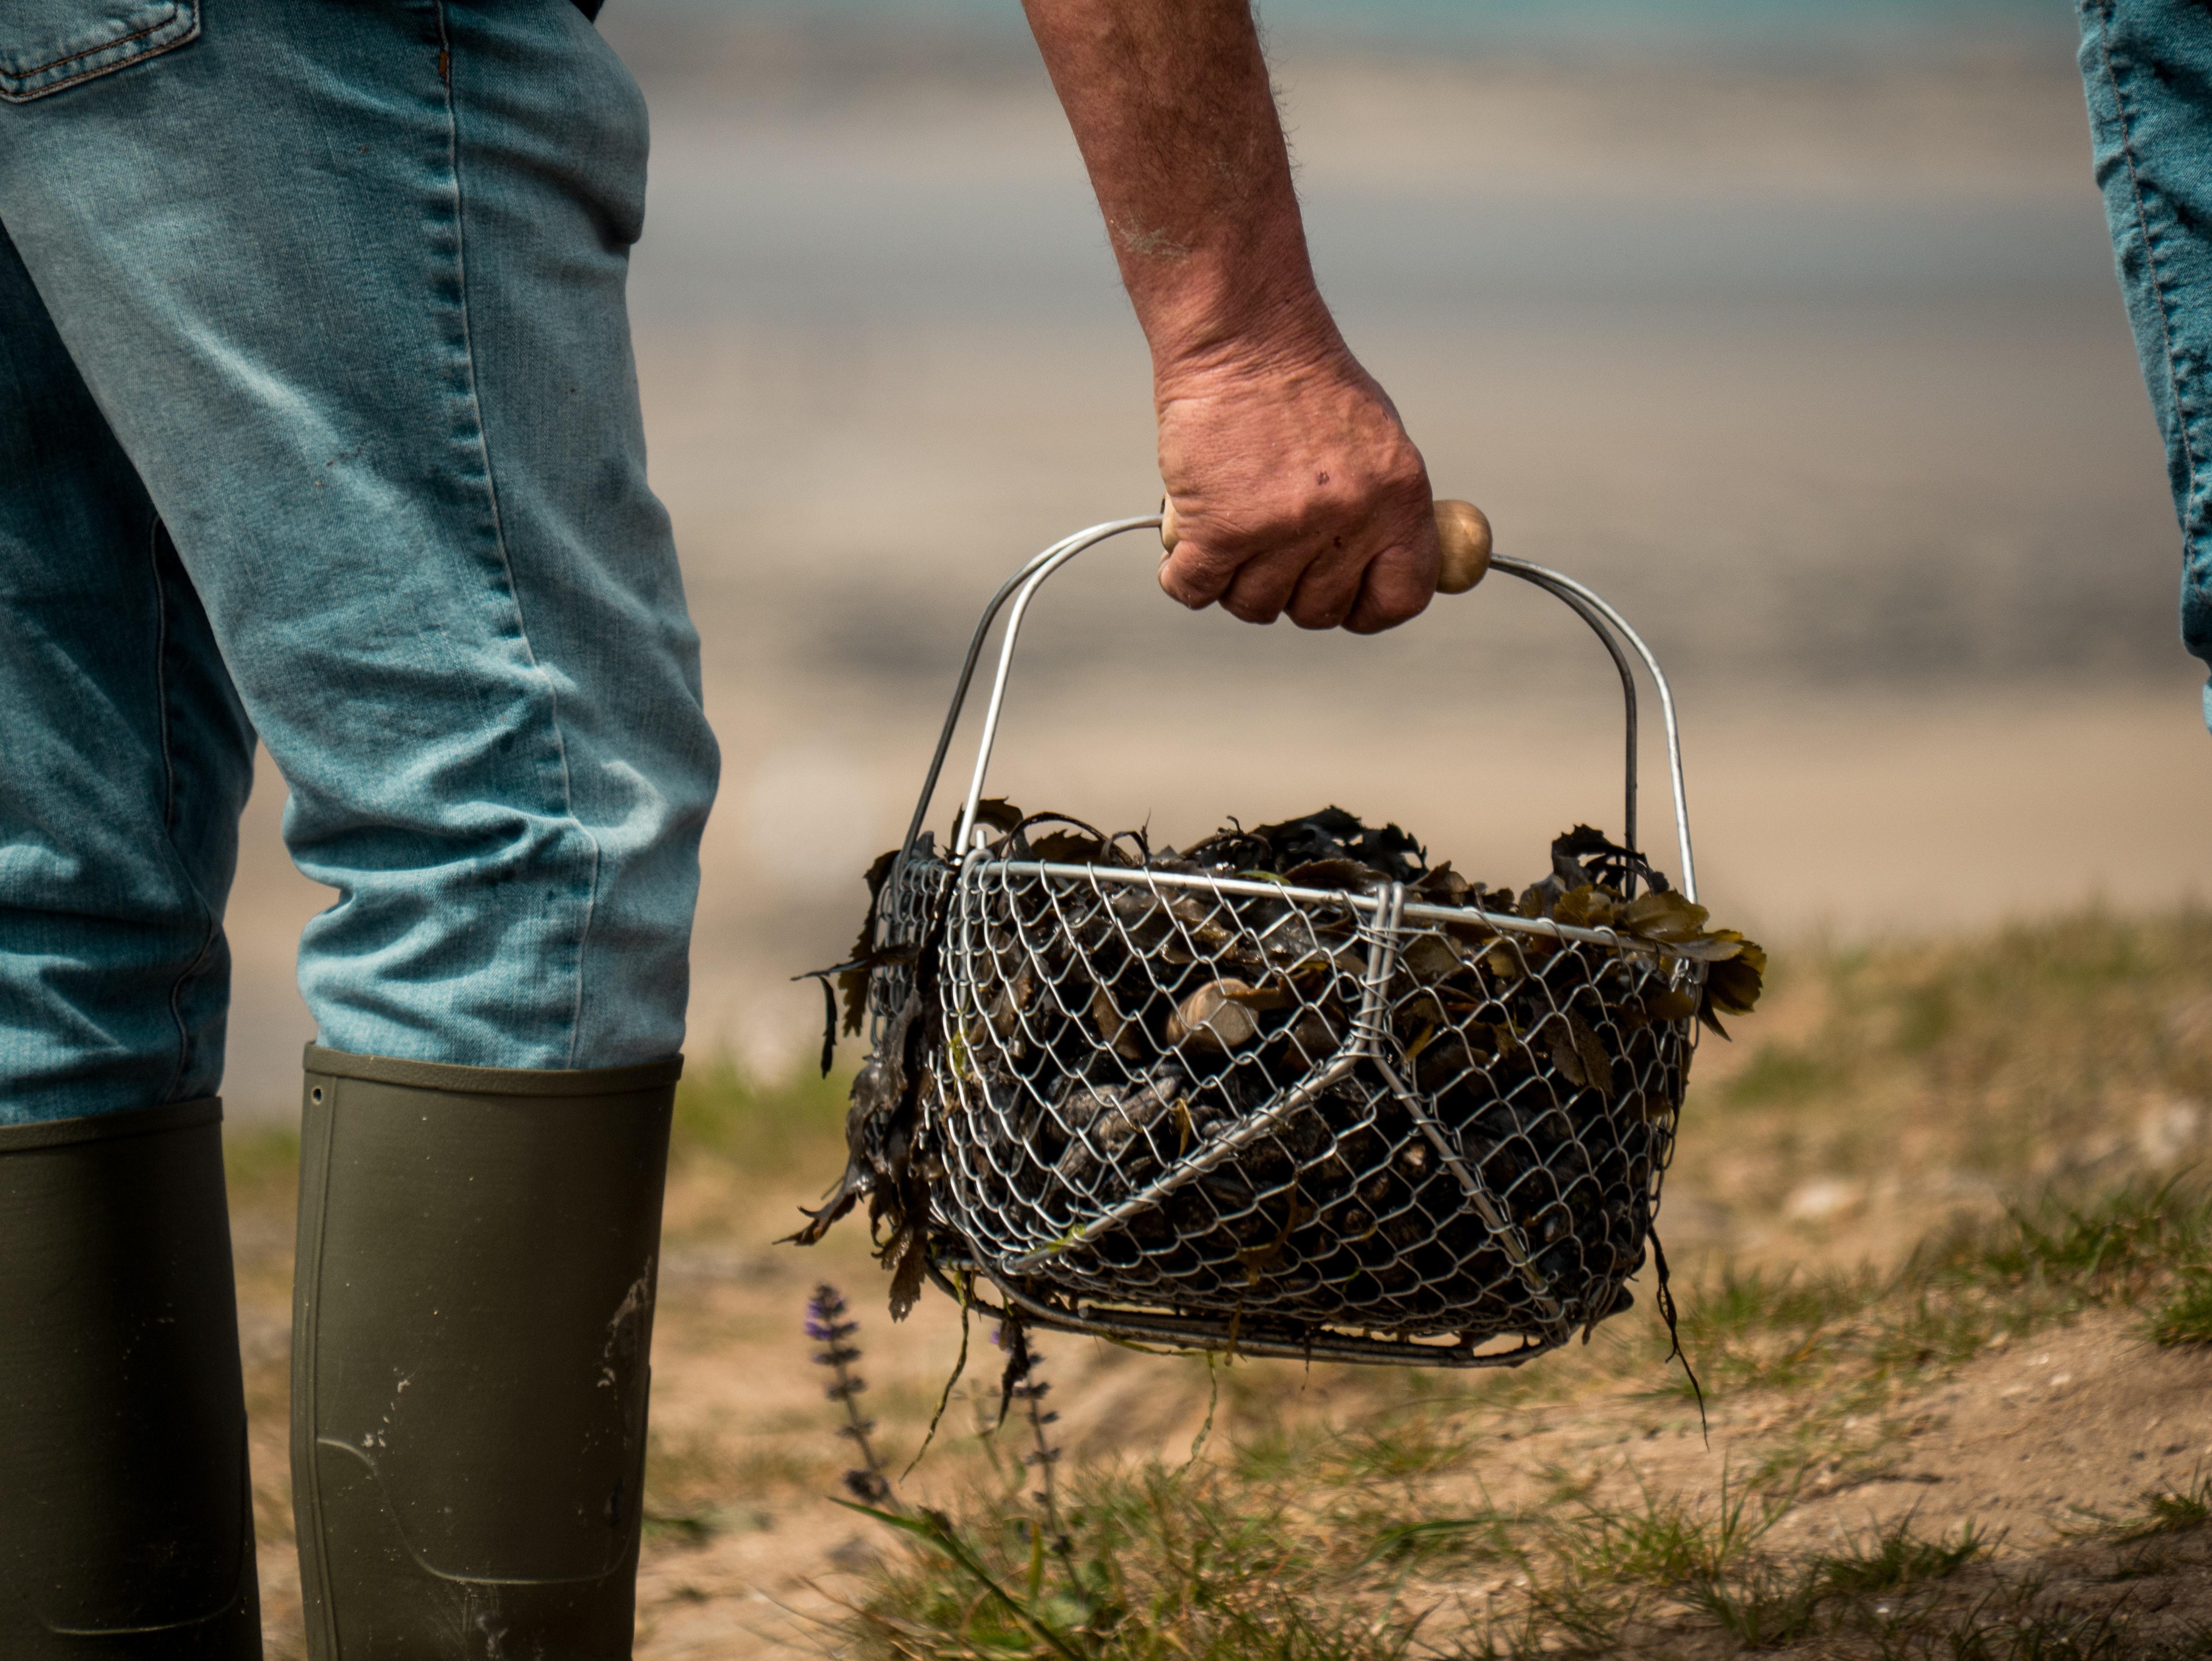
xmin=932 ymin=1260 xmax=1572 ymax=1368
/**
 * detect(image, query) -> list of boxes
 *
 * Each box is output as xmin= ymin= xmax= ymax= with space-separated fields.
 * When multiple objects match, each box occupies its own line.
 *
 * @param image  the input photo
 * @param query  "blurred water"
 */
xmin=632 ymin=153 xmax=2120 ymax=330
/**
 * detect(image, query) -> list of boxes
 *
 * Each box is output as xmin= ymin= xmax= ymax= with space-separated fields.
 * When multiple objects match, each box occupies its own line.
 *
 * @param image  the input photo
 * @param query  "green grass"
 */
xmin=1690 ymin=910 xmax=2212 ymax=1188
xmin=816 ymin=1165 xmax=2212 ymax=1659
xmin=1676 ymin=1519 xmax=1987 ymax=1654
xmin=835 ymin=1426 xmax=2016 ymax=1661
xmin=2068 ymin=1471 xmax=2212 ymax=1544
xmin=1554 ymin=1472 xmax=1784 ymax=1588
xmin=1922 ymin=1181 xmax=2212 ymax=1300
xmin=1652 ymin=1178 xmax=2212 ymax=1414
xmin=2146 ymin=1274 xmax=2212 ymax=1346
xmin=772 ymin=911 xmax=2212 ymax=1658
xmin=850 ymin=1460 xmax=1437 ymax=1661
xmin=1315 ymin=1410 xmax=1480 ymax=1490
xmin=670 ymin=1057 xmax=850 ymax=1169
xmin=1724 ymin=1046 xmax=1838 ymax=1109
xmin=1680 ymin=1557 xmax=1832 ymax=1649
xmin=221 ymin=1121 xmax=302 ymax=1206
xmin=1815 ymin=1519 xmax=1989 ymax=1596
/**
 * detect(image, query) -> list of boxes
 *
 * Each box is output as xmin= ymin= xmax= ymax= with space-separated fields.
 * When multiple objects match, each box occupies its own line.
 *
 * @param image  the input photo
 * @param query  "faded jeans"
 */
xmin=2080 ymin=0 xmax=2212 ymax=725
xmin=0 ymin=0 xmax=719 ymax=1123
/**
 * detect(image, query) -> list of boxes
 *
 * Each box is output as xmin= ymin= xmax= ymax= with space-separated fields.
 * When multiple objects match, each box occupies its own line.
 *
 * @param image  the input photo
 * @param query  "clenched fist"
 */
xmin=1156 ymin=345 xmax=1438 ymax=633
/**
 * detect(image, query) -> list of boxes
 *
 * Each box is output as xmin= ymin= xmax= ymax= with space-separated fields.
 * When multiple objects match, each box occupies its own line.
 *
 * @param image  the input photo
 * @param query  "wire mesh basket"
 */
xmin=858 ymin=515 xmax=1706 ymax=1367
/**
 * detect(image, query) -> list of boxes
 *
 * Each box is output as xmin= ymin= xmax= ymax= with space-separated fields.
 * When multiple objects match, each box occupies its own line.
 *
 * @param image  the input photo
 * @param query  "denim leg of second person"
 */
xmin=0 ymin=0 xmax=719 ymax=1121
xmin=0 ymin=224 xmax=256 ymax=1122
xmin=2079 ymin=0 xmax=2212 ymax=726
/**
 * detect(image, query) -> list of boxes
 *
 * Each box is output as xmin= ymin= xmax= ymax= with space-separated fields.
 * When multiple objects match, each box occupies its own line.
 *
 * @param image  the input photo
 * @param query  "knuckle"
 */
xmin=1162 ymin=550 xmax=1229 ymax=600
xmin=1388 ymin=452 xmax=1431 ymax=492
xmin=1158 ymin=572 xmax=1210 ymax=610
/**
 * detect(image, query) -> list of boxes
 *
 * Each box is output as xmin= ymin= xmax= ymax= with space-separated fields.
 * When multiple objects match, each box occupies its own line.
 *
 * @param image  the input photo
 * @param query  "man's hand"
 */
xmin=1158 ymin=348 xmax=1436 ymax=632
xmin=1023 ymin=0 xmax=1441 ymax=632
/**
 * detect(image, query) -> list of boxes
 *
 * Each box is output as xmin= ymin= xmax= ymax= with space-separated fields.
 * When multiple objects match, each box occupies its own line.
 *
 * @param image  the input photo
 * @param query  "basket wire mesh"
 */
xmin=860 ymin=516 xmax=1704 ymax=1367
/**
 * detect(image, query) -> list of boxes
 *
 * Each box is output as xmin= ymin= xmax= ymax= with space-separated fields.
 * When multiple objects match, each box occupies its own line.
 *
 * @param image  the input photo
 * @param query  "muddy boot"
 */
xmin=0 ymin=1099 xmax=263 ymax=1659
xmin=290 ymin=1047 xmax=678 ymax=1661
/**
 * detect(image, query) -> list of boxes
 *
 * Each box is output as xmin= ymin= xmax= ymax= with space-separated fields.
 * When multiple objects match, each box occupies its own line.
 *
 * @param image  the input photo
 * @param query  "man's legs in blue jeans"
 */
xmin=0 ymin=1 xmax=718 ymax=1652
xmin=2079 ymin=0 xmax=2212 ymax=725
xmin=0 ymin=0 xmax=716 ymax=1110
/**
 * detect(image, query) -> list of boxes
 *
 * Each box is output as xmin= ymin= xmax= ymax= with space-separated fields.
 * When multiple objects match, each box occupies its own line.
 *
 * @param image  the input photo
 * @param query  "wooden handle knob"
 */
xmin=1433 ymin=498 xmax=1493 ymax=594
xmin=1161 ymin=496 xmax=1492 ymax=595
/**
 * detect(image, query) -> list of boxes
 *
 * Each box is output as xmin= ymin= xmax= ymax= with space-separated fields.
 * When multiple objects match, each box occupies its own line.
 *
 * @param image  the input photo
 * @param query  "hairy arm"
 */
xmin=1022 ymin=0 xmax=1437 ymax=632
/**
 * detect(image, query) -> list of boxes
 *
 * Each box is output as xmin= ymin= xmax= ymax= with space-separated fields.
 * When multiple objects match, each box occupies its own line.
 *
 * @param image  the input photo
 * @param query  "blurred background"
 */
xmin=220 ymin=0 xmax=2212 ymax=1115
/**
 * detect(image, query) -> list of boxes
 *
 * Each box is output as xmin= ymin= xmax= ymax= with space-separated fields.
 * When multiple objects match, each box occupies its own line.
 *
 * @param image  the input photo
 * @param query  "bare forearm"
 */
xmin=1024 ymin=0 xmax=1439 ymax=633
xmin=1021 ymin=0 xmax=1337 ymax=373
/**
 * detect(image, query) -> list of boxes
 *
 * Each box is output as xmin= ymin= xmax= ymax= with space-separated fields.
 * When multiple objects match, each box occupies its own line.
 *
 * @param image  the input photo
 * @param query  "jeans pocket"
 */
xmin=0 ymin=0 xmax=199 ymax=104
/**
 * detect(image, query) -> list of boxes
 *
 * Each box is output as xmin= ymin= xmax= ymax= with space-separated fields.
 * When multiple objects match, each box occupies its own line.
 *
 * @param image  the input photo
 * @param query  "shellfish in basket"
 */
xmin=790 ymin=507 xmax=1761 ymax=1371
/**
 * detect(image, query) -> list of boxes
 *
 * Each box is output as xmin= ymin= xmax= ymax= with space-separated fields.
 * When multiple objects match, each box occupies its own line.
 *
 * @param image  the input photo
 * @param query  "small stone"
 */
xmin=1166 ymin=978 xmax=1262 ymax=1051
xmin=1783 ymin=1176 xmax=1866 ymax=1225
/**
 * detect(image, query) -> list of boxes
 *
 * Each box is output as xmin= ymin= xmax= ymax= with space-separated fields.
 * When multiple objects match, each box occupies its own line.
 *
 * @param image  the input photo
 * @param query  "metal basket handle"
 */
xmin=895 ymin=513 xmax=1698 ymax=903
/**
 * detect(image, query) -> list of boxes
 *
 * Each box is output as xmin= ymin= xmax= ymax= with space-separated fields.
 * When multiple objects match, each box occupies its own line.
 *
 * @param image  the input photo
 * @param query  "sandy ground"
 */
xmin=224 ymin=1144 xmax=2212 ymax=1659
xmin=628 ymin=1317 xmax=2212 ymax=1657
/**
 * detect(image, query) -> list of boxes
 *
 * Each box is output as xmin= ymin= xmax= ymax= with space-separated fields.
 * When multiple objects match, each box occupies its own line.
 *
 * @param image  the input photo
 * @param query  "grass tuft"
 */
xmin=2146 ymin=1272 xmax=2212 ymax=1347
xmin=1679 ymin=1558 xmax=1827 ymax=1649
xmin=1923 ymin=1180 xmax=2212 ymax=1301
xmin=1662 ymin=1178 xmax=2212 ymax=1411
xmin=1724 ymin=1046 xmax=1836 ymax=1108
xmin=2067 ymin=1469 xmax=2212 ymax=1543
xmin=1814 ymin=1517 xmax=1988 ymax=1595
xmin=1557 ymin=1470 xmax=1784 ymax=1587
xmin=853 ymin=1457 xmax=1437 ymax=1661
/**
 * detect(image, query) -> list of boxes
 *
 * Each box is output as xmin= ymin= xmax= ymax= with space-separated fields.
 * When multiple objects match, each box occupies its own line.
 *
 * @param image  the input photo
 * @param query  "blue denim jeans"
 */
xmin=0 ymin=0 xmax=719 ymax=1123
xmin=2080 ymin=0 xmax=2212 ymax=725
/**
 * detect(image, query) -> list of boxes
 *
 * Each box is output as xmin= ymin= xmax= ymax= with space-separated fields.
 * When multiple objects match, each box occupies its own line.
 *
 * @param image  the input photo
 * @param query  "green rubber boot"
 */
xmin=290 ymin=1047 xmax=678 ymax=1660
xmin=0 ymin=1099 xmax=263 ymax=1659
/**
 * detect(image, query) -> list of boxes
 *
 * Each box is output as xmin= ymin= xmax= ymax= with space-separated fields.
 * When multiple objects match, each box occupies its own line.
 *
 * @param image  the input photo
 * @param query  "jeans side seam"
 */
xmin=148 ymin=513 xmax=222 ymax=1103
xmin=2096 ymin=4 xmax=2205 ymax=509
xmin=432 ymin=1 xmax=604 ymax=1067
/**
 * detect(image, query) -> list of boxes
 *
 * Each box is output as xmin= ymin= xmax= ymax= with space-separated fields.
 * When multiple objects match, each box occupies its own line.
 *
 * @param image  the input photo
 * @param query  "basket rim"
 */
xmin=922 ymin=853 xmax=1685 ymax=961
